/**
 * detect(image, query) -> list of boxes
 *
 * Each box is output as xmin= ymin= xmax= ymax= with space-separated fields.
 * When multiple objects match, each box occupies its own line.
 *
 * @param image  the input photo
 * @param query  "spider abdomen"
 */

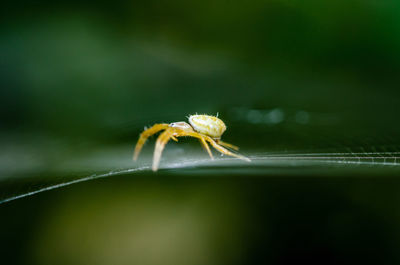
xmin=188 ymin=115 xmax=227 ymax=139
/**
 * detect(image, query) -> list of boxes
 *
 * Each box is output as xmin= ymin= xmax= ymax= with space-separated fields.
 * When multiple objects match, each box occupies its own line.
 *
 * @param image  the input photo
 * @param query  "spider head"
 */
xmin=169 ymin=122 xmax=194 ymax=132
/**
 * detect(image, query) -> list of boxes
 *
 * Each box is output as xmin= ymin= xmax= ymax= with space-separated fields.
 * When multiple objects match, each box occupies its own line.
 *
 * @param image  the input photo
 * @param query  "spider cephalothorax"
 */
xmin=133 ymin=114 xmax=250 ymax=171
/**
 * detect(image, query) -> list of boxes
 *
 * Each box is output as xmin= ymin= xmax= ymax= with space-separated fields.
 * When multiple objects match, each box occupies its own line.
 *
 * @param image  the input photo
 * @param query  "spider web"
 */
xmin=1 ymin=143 xmax=400 ymax=205
xmin=1 ymin=107 xmax=400 ymax=205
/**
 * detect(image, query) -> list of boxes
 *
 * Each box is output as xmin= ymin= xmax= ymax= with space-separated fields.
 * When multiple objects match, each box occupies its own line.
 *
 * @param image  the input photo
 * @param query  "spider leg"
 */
xmin=216 ymin=140 xmax=239 ymax=151
xmin=153 ymin=128 xmax=175 ymax=171
xmin=179 ymin=131 xmax=249 ymax=161
xmin=205 ymin=136 xmax=250 ymax=162
xmin=198 ymin=137 xmax=214 ymax=160
xmin=171 ymin=136 xmax=179 ymax=142
xmin=133 ymin=123 xmax=169 ymax=161
xmin=173 ymin=130 xmax=213 ymax=159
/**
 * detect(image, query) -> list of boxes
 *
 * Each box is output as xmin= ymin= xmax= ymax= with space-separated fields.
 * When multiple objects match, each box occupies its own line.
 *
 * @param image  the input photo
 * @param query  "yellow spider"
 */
xmin=133 ymin=114 xmax=251 ymax=171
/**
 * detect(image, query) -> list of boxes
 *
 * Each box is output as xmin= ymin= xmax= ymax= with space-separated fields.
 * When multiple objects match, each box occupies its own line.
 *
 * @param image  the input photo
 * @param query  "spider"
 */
xmin=133 ymin=114 xmax=251 ymax=171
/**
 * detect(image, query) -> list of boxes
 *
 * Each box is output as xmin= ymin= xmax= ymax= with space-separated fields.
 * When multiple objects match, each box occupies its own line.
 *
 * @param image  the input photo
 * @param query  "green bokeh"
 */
xmin=1 ymin=1 xmax=400 ymax=264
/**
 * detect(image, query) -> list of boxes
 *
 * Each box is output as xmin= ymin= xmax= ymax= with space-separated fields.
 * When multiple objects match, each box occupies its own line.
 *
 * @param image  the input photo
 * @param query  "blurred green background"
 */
xmin=1 ymin=0 xmax=400 ymax=264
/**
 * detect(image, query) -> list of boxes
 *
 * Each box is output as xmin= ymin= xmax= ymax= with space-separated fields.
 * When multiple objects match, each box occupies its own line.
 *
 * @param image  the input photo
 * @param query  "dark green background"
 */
xmin=1 ymin=1 xmax=400 ymax=264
